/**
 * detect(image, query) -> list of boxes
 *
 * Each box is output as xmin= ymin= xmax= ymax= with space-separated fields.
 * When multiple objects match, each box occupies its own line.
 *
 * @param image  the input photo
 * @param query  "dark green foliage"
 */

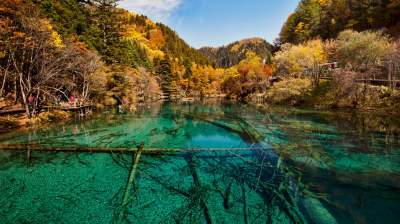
xmin=279 ymin=0 xmax=400 ymax=44
xmin=32 ymin=0 xmax=90 ymax=37
xmin=157 ymin=23 xmax=209 ymax=66
xmin=121 ymin=41 xmax=150 ymax=68
xmin=30 ymin=1 xmax=139 ymax=68
xmin=90 ymin=0 xmax=123 ymax=64
xmin=199 ymin=38 xmax=273 ymax=68
xmin=183 ymin=58 xmax=193 ymax=78
xmin=155 ymin=58 xmax=177 ymax=96
xmin=128 ymin=14 xmax=147 ymax=27
xmin=32 ymin=0 xmax=207 ymax=69
xmin=106 ymin=72 xmax=131 ymax=105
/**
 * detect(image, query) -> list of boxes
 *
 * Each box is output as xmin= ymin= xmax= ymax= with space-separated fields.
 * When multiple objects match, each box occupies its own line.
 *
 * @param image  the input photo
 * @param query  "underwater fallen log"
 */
xmin=230 ymin=115 xmax=265 ymax=143
xmin=185 ymin=155 xmax=214 ymax=224
xmin=184 ymin=113 xmax=262 ymax=143
xmin=114 ymin=143 xmax=144 ymax=224
xmin=223 ymin=181 xmax=234 ymax=210
xmin=0 ymin=144 xmax=269 ymax=154
xmin=302 ymin=197 xmax=337 ymax=224
xmin=185 ymin=112 xmax=265 ymax=143
xmin=241 ymin=182 xmax=249 ymax=224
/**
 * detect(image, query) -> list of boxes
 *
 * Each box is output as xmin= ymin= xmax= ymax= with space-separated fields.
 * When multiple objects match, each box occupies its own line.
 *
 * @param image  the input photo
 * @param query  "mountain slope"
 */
xmin=199 ymin=38 xmax=273 ymax=68
xmin=33 ymin=0 xmax=209 ymax=67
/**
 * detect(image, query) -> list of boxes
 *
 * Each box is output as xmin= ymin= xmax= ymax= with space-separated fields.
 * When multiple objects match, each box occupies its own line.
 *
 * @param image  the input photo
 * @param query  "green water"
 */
xmin=0 ymin=101 xmax=399 ymax=224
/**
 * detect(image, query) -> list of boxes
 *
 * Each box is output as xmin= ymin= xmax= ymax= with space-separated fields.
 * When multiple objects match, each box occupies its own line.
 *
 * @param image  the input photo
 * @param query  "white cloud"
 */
xmin=119 ymin=0 xmax=183 ymax=22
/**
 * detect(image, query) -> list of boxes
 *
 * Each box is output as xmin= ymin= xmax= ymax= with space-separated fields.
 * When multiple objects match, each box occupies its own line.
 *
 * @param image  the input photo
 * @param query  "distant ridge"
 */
xmin=199 ymin=38 xmax=273 ymax=68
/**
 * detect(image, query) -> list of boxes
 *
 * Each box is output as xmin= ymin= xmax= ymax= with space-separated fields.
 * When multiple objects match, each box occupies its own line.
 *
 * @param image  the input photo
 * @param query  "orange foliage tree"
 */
xmin=223 ymin=51 xmax=272 ymax=98
xmin=0 ymin=0 xmax=101 ymax=116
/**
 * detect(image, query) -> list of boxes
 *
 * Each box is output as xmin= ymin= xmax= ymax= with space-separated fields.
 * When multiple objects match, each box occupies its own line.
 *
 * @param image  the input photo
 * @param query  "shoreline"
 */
xmin=1 ymin=98 xmax=400 ymax=134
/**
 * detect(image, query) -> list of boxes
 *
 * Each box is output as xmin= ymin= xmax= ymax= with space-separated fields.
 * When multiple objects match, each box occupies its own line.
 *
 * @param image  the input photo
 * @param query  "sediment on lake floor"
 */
xmin=0 ymin=142 xmax=312 ymax=223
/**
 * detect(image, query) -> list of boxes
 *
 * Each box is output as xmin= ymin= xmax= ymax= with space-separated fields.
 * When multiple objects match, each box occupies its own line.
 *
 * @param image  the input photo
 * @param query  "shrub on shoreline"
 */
xmin=0 ymin=116 xmax=19 ymax=131
xmin=263 ymin=78 xmax=313 ymax=105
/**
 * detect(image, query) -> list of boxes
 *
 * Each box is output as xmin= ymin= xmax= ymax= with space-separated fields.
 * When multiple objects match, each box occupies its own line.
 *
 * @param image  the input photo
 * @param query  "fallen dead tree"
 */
xmin=113 ymin=143 xmax=144 ymax=224
xmin=0 ymin=144 xmax=269 ymax=154
xmin=184 ymin=155 xmax=214 ymax=224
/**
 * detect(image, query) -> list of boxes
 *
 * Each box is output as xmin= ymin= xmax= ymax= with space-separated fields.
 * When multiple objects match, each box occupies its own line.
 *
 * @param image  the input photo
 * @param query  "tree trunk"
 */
xmin=0 ymin=70 xmax=7 ymax=98
xmin=388 ymin=62 xmax=393 ymax=89
xmin=185 ymin=155 xmax=214 ymax=224
xmin=114 ymin=143 xmax=145 ymax=224
xmin=19 ymin=74 xmax=30 ymax=117
xmin=14 ymin=76 xmax=18 ymax=104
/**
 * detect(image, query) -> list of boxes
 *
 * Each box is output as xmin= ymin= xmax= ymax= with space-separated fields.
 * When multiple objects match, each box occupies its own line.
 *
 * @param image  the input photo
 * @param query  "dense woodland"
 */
xmin=279 ymin=0 xmax=400 ymax=44
xmin=199 ymin=38 xmax=274 ymax=68
xmin=1 ymin=0 xmax=400 ymax=128
xmin=0 ymin=0 xmax=215 ymax=115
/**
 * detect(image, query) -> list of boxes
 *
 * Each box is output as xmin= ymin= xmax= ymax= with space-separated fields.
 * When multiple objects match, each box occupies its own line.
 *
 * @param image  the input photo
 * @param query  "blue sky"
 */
xmin=119 ymin=0 xmax=299 ymax=48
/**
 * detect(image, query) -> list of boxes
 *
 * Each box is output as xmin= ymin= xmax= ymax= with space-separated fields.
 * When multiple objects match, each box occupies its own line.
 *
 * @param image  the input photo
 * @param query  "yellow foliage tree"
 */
xmin=148 ymin=28 xmax=165 ymax=49
xmin=41 ymin=19 xmax=65 ymax=48
xmin=187 ymin=63 xmax=224 ymax=96
xmin=222 ymin=51 xmax=272 ymax=98
xmin=273 ymin=39 xmax=327 ymax=76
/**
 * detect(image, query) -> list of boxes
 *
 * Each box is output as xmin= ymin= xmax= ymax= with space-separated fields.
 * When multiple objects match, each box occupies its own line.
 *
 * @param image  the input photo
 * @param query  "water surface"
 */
xmin=0 ymin=101 xmax=399 ymax=223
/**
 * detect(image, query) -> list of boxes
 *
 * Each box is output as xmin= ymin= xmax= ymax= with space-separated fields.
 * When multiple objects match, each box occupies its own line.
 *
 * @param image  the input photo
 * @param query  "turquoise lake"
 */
xmin=0 ymin=101 xmax=399 ymax=223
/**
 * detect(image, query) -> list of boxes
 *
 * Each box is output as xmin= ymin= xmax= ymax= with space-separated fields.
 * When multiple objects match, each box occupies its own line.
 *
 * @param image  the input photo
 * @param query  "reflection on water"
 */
xmin=0 ymin=101 xmax=399 ymax=224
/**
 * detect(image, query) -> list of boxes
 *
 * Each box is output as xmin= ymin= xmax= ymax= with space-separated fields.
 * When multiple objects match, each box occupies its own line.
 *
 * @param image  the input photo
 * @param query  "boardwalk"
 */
xmin=320 ymin=76 xmax=400 ymax=88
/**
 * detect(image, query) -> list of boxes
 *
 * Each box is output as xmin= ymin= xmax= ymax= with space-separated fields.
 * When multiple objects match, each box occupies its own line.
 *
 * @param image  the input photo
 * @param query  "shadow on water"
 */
xmin=0 ymin=100 xmax=399 ymax=223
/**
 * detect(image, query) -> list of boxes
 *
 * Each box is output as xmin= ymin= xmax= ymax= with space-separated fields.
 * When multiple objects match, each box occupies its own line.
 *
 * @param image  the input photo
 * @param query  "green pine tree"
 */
xmin=156 ymin=59 xmax=177 ymax=96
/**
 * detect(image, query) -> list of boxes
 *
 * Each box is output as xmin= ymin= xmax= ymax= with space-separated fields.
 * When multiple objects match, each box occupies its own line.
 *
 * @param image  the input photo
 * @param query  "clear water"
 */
xmin=0 ymin=101 xmax=399 ymax=224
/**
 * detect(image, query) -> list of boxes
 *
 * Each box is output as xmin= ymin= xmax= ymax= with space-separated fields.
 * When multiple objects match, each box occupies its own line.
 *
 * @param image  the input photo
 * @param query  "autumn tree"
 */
xmin=104 ymin=70 xmax=134 ymax=108
xmin=336 ymin=30 xmax=391 ymax=72
xmin=273 ymin=39 xmax=327 ymax=86
xmin=199 ymin=38 xmax=273 ymax=68
xmin=137 ymin=67 xmax=162 ymax=101
xmin=187 ymin=64 xmax=223 ymax=97
xmin=279 ymin=0 xmax=400 ymax=44
xmin=222 ymin=52 xmax=272 ymax=98
xmin=384 ymin=40 xmax=400 ymax=88
xmin=0 ymin=1 xmax=100 ymax=116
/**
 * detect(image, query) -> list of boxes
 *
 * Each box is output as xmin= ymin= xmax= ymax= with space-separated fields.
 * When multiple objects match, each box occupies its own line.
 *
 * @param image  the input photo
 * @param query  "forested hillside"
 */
xmin=33 ymin=0 xmax=209 ymax=66
xmin=279 ymin=0 xmax=400 ymax=44
xmin=199 ymin=38 xmax=273 ymax=68
xmin=0 ymin=0 xmax=217 ymax=118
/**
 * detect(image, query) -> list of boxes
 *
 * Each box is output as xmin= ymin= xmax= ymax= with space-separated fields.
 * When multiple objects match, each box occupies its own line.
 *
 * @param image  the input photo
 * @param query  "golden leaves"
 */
xmin=40 ymin=19 xmax=65 ymax=48
xmin=12 ymin=31 xmax=25 ymax=38
xmin=148 ymin=28 xmax=165 ymax=49
xmin=295 ymin=22 xmax=305 ymax=35
xmin=230 ymin=44 xmax=240 ymax=53
xmin=317 ymin=0 xmax=330 ymax=6
xmin=50 ymin=31 xmax=65 ymax=48
xmin=274 ymin=39 xmax=327 ymax=75
xmin=0 ymin=51 xmax=6 ymax=59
